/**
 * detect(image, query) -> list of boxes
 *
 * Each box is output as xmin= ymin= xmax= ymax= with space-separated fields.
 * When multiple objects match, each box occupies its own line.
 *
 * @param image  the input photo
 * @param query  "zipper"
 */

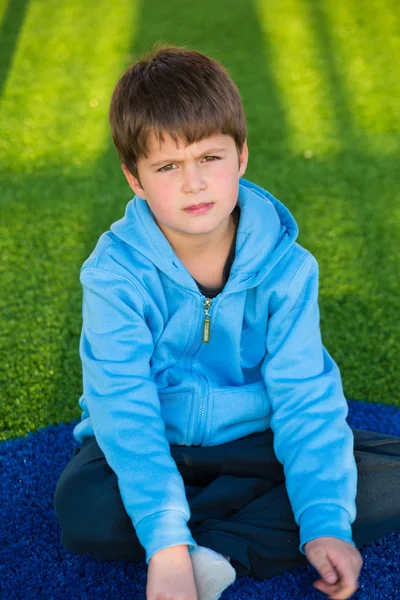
xmin=192 ymin=296 xmax=214 ymax=444
xmin=202 ymin=297 xmax=213 ymax=343
xmin=194 ymin=374 xmax=207 ymax=445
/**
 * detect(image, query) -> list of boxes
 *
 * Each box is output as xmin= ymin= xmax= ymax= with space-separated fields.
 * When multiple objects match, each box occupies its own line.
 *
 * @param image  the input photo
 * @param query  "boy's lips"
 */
xmin=184 ymin=202 xmax=214 ymax=214
xmin=184 ymin=202 xmax=212 ymax=209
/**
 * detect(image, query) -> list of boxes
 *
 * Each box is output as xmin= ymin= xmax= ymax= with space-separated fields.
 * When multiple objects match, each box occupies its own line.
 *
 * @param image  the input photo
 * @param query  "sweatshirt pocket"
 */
xmin=159 ymin=391 xmax=193 ymax=446
xmin=208 ymin=384 xmax=270 ymax=445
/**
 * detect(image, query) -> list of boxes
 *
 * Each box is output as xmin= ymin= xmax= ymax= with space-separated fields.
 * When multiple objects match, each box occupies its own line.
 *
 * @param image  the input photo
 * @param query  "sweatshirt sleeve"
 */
xmin=79 ymin=267 xmax=198 ymax=563
xmin=261 ymin=253 xmax=357 ymax=554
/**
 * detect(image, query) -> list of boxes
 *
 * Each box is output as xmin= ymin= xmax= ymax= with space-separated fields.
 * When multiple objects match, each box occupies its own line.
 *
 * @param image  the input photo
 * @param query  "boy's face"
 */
xmin=122 ymin=132 xmax=248 ymax=252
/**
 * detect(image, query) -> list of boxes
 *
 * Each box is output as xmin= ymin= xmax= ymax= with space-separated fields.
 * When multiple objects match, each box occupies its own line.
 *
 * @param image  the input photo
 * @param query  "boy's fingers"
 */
xmin=312 ymin=562 xmax=358 ymax=597
xmin=313 ymin=574 xmax=359 ymax=598
xmin=308 ymin=547 xmax=358 ymax=596
xmin=306 ymin=539 xmax=362 ymax=598
xmin=313 ymin=574 xmax=358 ymax=600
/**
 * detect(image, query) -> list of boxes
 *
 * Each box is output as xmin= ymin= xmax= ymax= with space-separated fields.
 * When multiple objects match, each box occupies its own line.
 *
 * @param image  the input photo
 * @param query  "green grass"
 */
xmin=0 ymin=0 xmax=399 ymax=440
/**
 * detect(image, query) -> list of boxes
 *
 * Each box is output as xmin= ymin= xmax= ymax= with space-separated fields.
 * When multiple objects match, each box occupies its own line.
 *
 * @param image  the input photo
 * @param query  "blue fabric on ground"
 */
xmin=1 ymin=399 xmax=399 ymax=599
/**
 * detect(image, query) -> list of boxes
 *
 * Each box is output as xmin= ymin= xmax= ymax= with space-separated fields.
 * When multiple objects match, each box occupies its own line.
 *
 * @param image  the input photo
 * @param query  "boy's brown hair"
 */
xmin=109 ymin=43 xmax=247 ymax=181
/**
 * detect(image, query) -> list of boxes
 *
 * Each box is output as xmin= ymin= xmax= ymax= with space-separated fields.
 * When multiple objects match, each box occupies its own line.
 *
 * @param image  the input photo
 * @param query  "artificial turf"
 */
xmin=0 ymin=1 xmax=399 ymax=437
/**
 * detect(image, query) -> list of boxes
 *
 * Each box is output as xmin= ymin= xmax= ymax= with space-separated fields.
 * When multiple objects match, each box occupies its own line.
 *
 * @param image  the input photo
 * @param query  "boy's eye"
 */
xmin=157 ymin=156 xmax=220 ymax=173
xmin=158 ymin=164 xmax=175 ymax=172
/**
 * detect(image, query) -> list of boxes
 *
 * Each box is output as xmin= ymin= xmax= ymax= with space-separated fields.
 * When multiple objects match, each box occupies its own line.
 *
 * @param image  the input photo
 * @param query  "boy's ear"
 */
xmin=121 ymin=164 xmax=147 ymax=199
xmin=238 ymin=139 xmax=248 ymax=178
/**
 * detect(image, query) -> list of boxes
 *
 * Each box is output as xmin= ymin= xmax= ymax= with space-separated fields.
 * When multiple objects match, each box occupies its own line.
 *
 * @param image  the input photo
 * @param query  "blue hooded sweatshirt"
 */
xmin=73 ymin=177 xmax=357 ymax=564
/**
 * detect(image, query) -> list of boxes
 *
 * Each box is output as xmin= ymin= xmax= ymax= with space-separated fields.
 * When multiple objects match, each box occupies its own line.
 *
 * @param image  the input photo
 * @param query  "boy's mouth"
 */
xmin=184 ymin=203 xmax=214 ymax=214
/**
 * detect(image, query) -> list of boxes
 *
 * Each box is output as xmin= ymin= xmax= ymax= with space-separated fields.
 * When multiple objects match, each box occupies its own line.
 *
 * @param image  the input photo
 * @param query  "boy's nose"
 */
xmin=182 ymin=166 xmax=206 ymax=194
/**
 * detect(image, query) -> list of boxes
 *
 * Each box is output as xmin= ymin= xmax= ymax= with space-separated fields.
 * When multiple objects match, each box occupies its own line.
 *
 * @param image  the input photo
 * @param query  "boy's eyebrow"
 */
xmin=150 ymin=147 xmax=227 ymax=168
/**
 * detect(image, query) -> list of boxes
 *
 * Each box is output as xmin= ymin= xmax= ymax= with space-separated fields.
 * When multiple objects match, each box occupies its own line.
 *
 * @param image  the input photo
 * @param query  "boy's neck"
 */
xmin=156 ymin=213 xmax=237 ymax=264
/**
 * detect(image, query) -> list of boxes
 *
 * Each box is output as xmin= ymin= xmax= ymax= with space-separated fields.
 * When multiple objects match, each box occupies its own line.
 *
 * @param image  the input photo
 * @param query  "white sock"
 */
xmin=190 ymin=545 xmax=237 ymax=600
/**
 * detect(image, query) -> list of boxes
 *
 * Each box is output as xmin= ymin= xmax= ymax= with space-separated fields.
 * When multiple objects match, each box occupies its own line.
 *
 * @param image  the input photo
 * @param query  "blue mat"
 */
xmin=1 ymin=399 xmax=400 ymax=599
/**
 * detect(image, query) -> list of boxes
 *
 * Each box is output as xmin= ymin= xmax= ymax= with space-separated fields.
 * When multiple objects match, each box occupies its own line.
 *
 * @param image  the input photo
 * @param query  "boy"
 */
xmin=54 ymin=44 xmax=400 ymax=600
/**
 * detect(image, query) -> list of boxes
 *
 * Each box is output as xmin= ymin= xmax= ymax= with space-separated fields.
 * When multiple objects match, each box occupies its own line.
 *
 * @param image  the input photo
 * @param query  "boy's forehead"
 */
xmin=145 ymin=131 xmax=232 ymax=159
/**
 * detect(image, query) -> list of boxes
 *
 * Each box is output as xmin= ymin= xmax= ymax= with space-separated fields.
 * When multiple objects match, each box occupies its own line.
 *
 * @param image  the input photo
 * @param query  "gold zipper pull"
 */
xmin=202 ymin=298 xmax=212 ymax=343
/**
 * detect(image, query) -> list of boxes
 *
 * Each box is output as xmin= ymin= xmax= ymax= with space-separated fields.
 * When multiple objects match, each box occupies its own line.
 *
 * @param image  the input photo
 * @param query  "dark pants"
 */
xmin=53 ymin=428 xmax=400 ymax=580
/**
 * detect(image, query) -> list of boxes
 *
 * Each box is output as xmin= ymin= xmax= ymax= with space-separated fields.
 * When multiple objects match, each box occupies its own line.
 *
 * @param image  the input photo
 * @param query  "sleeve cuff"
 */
xmin=299 ymin=504 xmax=355 ymax=555
xmin=135 ymin=510 xmax=198 ymax=564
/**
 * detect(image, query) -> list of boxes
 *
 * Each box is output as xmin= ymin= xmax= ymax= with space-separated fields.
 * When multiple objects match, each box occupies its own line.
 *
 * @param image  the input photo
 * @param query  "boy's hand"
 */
xmin=305 ymin=537 xmax=363 ymax=599
xmin=146 ymin=544 xmax=198 ymax=600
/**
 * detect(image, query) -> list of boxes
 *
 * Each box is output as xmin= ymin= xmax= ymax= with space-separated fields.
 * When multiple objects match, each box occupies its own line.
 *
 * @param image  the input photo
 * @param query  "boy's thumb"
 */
xmin=308 ymin=549 xmax=338 ymax=583
xmin=324 ymin=571 xmax=338 ymax=583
